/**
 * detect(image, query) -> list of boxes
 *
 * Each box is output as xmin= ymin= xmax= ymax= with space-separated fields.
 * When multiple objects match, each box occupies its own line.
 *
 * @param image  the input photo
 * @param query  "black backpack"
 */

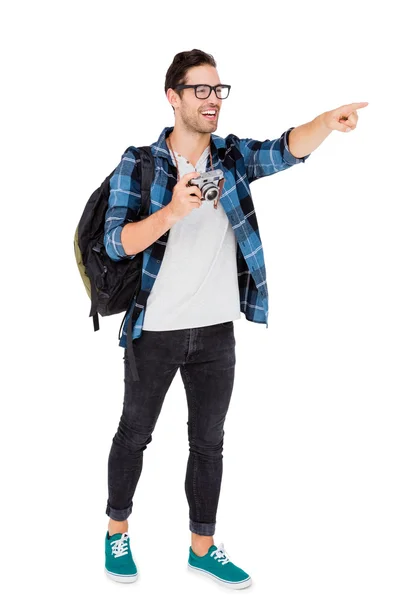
xmin=74 ymin=146 xmax=155 ymax=381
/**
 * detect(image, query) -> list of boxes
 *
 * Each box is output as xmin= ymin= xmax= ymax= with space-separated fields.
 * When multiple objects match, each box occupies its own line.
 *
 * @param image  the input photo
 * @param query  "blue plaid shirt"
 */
xmin=104 ymin=125 xmax=311 ymax=348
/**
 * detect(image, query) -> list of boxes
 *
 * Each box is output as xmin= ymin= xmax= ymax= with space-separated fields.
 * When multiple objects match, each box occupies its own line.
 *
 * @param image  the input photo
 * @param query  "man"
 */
xmin=103 ymin=49 xmax=368 ymax=588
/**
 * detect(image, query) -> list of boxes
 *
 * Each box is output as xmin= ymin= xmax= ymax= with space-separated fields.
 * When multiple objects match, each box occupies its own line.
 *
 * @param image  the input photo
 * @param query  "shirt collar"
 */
xmin=151 ymin=126 xmax=227 ymax=170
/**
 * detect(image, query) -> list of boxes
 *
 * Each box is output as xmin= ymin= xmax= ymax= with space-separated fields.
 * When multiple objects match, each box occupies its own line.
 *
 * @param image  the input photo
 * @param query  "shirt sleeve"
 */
xmin=103 ymin=147 xmax=142 ymax=262
xmin=238 ymin=127 xmax=311 ymax=184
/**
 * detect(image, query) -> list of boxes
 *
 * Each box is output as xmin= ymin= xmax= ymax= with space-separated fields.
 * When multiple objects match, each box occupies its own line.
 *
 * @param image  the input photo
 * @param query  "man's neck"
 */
xmin=167 ymin=125 xmax=211 ymax=167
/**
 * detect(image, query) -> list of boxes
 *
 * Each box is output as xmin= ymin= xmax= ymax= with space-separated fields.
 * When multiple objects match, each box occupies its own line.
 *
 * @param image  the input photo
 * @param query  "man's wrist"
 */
xmin=316 ymin=112 xmax=332 ymax=133
xmin=163 ymin=203 xmax=180 ymax=227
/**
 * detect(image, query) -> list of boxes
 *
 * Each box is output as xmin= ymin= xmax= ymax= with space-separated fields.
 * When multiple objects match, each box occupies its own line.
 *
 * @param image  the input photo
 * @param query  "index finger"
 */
xmin=341 ymin=102 xmax=369 ymax=115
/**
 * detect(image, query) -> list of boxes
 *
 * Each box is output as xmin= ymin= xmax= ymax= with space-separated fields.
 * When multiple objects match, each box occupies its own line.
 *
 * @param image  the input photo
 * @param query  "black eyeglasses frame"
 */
xmin=174 ymin=84 xmax=231 ymax=99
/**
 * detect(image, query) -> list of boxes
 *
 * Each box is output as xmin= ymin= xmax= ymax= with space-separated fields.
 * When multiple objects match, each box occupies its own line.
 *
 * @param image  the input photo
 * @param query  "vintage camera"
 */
xmin=187 ymin=169 xmax=225 ymax=202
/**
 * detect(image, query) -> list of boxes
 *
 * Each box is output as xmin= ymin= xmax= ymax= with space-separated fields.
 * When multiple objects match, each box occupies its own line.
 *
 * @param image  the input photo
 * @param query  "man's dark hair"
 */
xmin=164 ymin=49 xmax=217 ymax=112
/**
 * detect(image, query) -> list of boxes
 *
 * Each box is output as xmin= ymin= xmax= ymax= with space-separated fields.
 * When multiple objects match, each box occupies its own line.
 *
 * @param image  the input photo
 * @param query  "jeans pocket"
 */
xmin=220 ymin=321 xmax=233 ymax=329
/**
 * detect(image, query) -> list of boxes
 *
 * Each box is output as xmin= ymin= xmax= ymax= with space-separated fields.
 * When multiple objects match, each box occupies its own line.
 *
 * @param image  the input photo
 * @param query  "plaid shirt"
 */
xmin=104 ymin=125 xmax=311 ymax=348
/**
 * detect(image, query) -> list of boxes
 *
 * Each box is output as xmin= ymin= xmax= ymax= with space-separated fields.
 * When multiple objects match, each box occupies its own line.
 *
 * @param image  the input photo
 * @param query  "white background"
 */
xmin=1 ymin=1 xmax=399 ymax=598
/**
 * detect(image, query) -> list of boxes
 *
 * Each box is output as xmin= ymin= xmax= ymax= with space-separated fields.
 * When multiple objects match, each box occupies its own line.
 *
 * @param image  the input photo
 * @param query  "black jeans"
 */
xmin=105 ymin=321 xmax=236 ymax=536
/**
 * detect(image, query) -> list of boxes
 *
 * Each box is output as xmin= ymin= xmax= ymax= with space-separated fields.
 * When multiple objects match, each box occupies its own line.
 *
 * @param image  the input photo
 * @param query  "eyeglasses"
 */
xmin=174 ymin=84 xmax=231 ymax=100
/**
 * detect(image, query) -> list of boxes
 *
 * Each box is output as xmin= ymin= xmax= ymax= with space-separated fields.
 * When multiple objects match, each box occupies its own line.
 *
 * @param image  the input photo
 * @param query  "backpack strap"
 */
xmin=89 ymin=277 xmax=100 ymax=331
xmin=136 ymin=146 xmax=153 ymax=218
xmin=123 ymin=145 xmax=155 ymax=382
xmin=126 ymin=301 xmax=140 ymax=381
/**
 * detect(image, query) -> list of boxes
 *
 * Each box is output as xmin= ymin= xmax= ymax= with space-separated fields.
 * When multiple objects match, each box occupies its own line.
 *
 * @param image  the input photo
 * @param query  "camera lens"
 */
xmin=202 ymin=183 xmax=218 ymax=202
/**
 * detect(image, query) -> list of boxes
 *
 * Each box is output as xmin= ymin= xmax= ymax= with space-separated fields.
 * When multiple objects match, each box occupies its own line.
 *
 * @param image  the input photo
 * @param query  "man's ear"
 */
xmin=166 ymin=88 xmax=178 ymax=112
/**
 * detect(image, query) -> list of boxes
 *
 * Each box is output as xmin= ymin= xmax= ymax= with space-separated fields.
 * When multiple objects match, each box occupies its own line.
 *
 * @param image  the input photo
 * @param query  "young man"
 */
xmin=103 ymin=49 xmax=368 ymax=588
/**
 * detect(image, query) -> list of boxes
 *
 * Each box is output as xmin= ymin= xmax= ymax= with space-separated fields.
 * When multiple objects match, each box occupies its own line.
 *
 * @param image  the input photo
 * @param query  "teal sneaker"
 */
xmin=104 ymin=531 xmax=138 ymax=583
xmin=188 ymin=542 xmax=252 ymax=589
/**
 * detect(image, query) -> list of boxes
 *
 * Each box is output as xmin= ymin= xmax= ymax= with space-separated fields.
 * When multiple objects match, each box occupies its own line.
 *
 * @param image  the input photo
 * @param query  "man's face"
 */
xmin=172 ymin=65 xmax=223 ymax=133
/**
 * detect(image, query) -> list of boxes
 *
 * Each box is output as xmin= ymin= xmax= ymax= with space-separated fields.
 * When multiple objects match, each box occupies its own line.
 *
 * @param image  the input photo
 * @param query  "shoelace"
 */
xmin=210 ymin=543 xmax=230 ymax=565
xmin=110 ymin=532 xmax=130 ymax=558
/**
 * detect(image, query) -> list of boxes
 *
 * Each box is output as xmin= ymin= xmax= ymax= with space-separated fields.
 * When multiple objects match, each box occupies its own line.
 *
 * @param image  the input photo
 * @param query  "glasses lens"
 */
xmin=196 ymin=85 xmax=210 ymax=99
xmin=216 ymin=86 xmax=230 ymax=99
xmin=195 ymin=85 xmax=230 ymax=99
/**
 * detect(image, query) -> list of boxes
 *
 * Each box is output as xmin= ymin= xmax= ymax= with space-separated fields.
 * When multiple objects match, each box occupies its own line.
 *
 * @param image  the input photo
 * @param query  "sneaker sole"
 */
xmin=187 ymin=563 xmax=252 ymax=589
xmin=105 ymin=568 xmax=138 ymax=583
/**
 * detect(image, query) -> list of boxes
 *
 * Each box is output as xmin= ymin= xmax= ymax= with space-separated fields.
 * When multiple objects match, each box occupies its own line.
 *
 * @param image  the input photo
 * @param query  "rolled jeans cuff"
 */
xmin=106 ymin=500 xmax=133 ymax=521
xmin=189 ymin=518 xmax=216 ymax=536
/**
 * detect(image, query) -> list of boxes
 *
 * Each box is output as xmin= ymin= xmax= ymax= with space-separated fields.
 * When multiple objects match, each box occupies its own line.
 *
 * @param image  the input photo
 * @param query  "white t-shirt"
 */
xmin=141 ymin=146 xmax=241 ymax=331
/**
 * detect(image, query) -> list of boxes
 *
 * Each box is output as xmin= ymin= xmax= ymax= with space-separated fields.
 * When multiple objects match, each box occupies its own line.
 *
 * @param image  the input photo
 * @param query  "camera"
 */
xmin=187 ymin=169 xmax=225 ymax=202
